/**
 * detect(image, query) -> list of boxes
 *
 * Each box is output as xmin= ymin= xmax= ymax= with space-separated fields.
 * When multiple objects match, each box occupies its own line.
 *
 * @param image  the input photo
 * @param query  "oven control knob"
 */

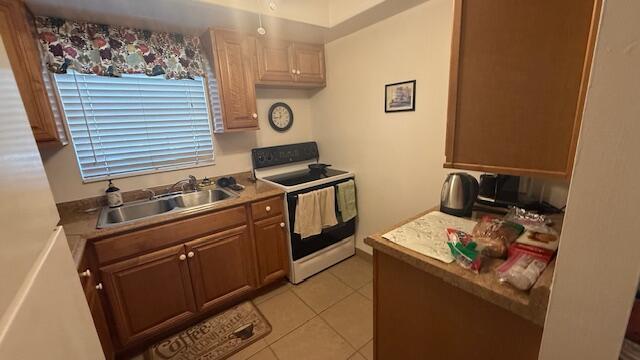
xmin=265 ymin=206 xmax=271 ymax=212
xmin=280 ymin=222 xmax=285 ymax=228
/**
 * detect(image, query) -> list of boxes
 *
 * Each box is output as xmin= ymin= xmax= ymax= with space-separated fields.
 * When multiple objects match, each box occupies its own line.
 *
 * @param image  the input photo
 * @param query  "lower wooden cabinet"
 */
xmin=99 ymin=244 xmax=197 ymax=346
xmin=88 ymin=199 xmax=290 ymax=352
xmin=185 ymin=226 xmax=255 ymax=312
xmin=254 ymin=215 xmax=289 ymax=285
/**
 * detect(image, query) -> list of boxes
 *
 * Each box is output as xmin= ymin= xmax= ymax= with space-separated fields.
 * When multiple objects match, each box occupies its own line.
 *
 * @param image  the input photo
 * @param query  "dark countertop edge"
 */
xmin=364 ymin=208 xmax=555 ymax=327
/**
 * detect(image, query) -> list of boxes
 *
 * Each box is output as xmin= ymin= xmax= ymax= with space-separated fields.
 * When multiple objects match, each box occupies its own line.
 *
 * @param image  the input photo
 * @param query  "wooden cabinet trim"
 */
xmin=93 ymin=205 xmax=247 ymax=265
xmin=100 ymin=244 xmax=197 ymax=346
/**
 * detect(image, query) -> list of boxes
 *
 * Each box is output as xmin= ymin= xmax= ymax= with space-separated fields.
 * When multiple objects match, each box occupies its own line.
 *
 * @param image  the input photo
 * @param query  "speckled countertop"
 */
xmin=364 ymin=207 xmax=563 ymax=326
xmin=59 ymin=172 xmax=284 ymax=268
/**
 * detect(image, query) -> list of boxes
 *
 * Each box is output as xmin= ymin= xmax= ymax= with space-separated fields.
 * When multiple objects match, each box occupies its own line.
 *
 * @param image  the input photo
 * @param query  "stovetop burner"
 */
xmin=264 ymin=168 xmax=348 ymax=187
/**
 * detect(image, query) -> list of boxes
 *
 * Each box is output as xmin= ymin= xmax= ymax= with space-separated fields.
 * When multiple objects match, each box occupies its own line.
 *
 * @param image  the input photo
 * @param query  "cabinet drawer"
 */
xmin=251 ymin=196 xmax=283 ymax=221
xmin=94 ymin=205 xmax=247 ymax=264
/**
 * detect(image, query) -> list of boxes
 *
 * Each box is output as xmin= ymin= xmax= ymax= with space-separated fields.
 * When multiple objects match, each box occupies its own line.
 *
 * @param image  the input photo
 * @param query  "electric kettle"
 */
xmin=440 ymin=172 xmax=479 ymax=217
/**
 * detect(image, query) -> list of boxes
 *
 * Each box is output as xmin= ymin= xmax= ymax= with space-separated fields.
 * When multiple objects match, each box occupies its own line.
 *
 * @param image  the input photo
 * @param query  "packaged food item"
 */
xmin=471 ymin=216 xmax=525 ymax=258
xmin=496 ymin=253 xmax=549 ymax=290
xmin=504 ymin=207 xmax=554 ymax=233
xmin=446 ymin=228 xmax=482 ymax=273
xmin=515 ymin=229 xmax=560 ymax=251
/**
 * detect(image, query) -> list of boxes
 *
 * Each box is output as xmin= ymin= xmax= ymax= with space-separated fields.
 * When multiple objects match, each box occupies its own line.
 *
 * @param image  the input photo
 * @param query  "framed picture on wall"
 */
xmin=385 ymin=80 xmax=416 ymax=112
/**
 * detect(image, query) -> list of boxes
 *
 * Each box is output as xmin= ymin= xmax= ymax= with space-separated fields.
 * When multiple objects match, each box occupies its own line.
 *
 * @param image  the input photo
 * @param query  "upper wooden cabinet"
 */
xmin=201 ymin=29 xmax=259 ymax=132
xmin=0 ymin=0 xmax=66 ymax=144
xmin=255 ymin=38 xmax=325 ymax=88
xmin=444 ymin=0 xmax=601 ymax=179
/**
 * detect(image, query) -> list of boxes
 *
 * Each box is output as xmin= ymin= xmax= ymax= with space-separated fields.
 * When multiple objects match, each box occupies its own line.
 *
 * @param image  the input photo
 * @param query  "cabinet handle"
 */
xmin=187 ymin=251 xmax=195 ymax=258
xmin=296 ymin=70 xmax=301 ymax=75
xmin=79 ymin=269 xmax=91 ymax=278
xmin=179 ymin=254 xmax=187 ymax=261
xmin=95 ymin=283 xmax=103 ymax=290
xmin=280 ymin=222 xmax=285 ymax=228
xmin=265 ymin=206 xmax=271 ymax=212
xmin=291 ymin=69 xmax=297 ymax=74
xmin=252 ymin=113 xmax=258 ymax=119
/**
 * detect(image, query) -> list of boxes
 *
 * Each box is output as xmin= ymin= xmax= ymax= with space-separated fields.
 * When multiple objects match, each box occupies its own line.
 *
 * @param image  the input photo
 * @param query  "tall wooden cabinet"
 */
xmin=444 ymin=0 xmax=601 ymax=179
xmin=201 ymin=29 xmax=259 ymax=132
xmin=0 ymin=0 xmax=66 ymax=144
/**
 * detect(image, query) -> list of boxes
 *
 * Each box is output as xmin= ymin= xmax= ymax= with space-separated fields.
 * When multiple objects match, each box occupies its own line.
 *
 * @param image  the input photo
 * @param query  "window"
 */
xmin=54 ymin=71 xmax=214 ymax=181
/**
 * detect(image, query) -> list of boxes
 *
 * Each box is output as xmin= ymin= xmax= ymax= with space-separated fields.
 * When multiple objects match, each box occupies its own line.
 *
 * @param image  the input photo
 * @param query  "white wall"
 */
xmin=539 ymin=0 xmax=640 ymax=358
xmin=41 ymin=88 xmax=315 ymax=203
xmin=310 ymin=0 xmax=455 ymax=253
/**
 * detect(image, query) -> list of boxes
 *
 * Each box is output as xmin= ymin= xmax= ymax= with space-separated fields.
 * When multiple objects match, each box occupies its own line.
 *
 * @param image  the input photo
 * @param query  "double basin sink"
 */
xmin=97 ymin=188 xmax=238 ymax=228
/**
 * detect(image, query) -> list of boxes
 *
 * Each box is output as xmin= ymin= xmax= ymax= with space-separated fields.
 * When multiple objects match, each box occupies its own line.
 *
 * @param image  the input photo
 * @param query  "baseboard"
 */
xmin=356 ymin=247 xmax=372 ymax=263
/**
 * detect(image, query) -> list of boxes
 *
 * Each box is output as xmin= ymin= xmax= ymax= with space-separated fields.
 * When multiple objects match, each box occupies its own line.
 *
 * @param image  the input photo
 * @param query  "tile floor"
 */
xmin=130 ymin=254 xmax=374 ymax=360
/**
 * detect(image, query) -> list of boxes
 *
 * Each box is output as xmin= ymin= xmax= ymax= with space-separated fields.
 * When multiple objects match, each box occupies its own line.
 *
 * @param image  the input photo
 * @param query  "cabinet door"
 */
xmin=212 ymin=29 xmax=259 ymax=130
xmin=83 ymin=272 xmax=116 ymax=359
xmin=445 ymin=0 xmax=600 ymax=179
xmin=255 ymin=38 xmax=296 ymax=83
xmin=254 ymin=215 xmax=289 ymax=285
xmin=99 ymin=244 xmax=196 ymax=346
xmin=0 ymin=1 xmax=61 ymax=142
xmin=185 ymin=226 xmax=255 ymax=312
xmin=293 ymin=43 xmax=325 ymax=85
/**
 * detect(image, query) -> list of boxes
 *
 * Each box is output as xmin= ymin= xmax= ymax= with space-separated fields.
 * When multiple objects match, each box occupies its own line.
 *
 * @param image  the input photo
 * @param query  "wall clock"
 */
xmin=268 ymin=102 xmax=293 ymax=132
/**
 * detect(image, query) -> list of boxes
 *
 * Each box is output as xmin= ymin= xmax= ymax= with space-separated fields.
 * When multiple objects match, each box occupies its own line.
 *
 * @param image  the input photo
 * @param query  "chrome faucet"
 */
xmin=169 ymin=175 xmax=199 ymax=193
xmin=141 ymin=188 xmax=156 ymax=200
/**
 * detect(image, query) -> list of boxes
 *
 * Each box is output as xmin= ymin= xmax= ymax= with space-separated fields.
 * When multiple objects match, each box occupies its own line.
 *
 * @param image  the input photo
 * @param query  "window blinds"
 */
xmin=55 ymin=71 xmax=214 ymax=181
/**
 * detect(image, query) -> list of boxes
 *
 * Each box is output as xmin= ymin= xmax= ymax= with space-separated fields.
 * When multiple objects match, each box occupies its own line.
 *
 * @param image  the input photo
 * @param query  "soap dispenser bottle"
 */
xmin=106 ymin=180 xmax=123 ymax=208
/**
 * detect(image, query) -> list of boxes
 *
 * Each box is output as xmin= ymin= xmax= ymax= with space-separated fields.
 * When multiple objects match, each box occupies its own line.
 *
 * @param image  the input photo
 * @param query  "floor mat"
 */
xmin=145 ymin=301 xmax=271 ymax=360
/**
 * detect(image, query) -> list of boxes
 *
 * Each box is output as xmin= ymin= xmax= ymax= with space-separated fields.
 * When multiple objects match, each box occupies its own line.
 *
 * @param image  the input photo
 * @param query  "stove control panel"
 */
xmin=252 ymin=142 xmax=319 ymax=169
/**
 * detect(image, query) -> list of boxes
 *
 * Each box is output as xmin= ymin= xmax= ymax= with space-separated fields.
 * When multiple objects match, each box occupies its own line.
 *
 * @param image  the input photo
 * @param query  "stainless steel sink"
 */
xmin=173 ymin=188 xmax=233 ymax=208
xmin=97 ymin=188 xmax=238 ymax=228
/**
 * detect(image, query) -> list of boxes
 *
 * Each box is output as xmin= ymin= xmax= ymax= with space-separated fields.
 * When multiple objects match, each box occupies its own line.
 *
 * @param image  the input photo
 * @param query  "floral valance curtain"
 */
xmin=35 ymin=17 xmax=205 ymax=80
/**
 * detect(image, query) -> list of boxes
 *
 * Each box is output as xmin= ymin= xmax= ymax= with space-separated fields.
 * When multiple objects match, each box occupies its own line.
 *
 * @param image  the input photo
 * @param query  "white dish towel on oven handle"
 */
xmin=294 ymin=187 xmax=338 ymax=239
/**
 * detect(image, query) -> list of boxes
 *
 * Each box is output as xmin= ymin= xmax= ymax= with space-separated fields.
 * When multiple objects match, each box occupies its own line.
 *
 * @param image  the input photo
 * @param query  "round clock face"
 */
xmin=268 ymin=102 xmax=293 ymax=132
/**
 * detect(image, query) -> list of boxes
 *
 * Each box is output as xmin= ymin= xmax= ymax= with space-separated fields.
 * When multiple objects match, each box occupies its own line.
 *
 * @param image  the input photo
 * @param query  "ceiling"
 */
xmin=24 ymin=0 xmax=429 ymax=43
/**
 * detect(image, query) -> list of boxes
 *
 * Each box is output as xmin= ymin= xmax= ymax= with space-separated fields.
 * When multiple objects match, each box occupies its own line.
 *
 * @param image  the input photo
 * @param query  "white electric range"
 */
xmin=252 ymin=142 xmax=356 ymax=284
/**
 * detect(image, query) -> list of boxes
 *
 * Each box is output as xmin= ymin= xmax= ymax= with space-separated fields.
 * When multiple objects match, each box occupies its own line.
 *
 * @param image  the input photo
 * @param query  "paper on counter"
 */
xmin=382 ymin=211 xmax=477 ymax=263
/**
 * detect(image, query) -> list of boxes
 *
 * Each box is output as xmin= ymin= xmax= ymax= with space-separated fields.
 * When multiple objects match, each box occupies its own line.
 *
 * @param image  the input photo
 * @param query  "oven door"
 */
xmin=287 ymin=178 xmax=356 ymax=261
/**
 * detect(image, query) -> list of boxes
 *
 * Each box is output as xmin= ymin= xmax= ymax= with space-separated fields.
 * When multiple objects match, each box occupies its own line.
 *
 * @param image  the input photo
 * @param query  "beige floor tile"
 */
xmin=329 ymin=256 xmax=373 ymax=289
xmin=359 ymin=340 xmax=374 ymax=360
xmin=349 ymin=352 xmax=366 ymax=360
xmin=247 ymin=347 xmax=278 ymax=360
xmin=291 ymin=271 xmax=354 ymax=313
xmin=253 ymin=281 xmax=292 ymax=305
xmin=257 ymin=290 xmax=315 ymax=344
xmin=227 ymin=339 xmax=269 ymax=360
xmin=320 ymin=292 xmax=373 ymax=349
xmin=358 ymin=282 xmax=373 ymax=301
xmin=271 ymin=317 xmax=355 ymax=360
